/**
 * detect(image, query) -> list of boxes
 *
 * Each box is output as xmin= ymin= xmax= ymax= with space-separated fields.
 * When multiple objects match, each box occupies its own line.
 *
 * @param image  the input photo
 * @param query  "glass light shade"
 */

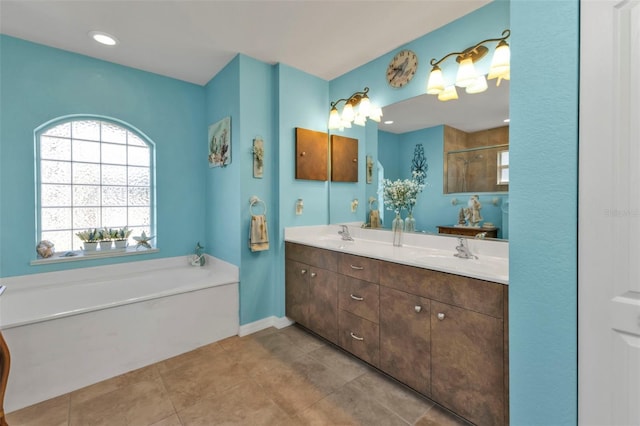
xmin=488 ymin=41 xmax=510 ymax=81
xmin=353 ymin=114 xmax=366 ymax=126
xmin=341 ymin=119 xmax=352 ymax=129
xmin=341 ymin=103 xmax=355 ymax=123
xmin=466 ymin=75 xmax=488 ymax=94
xmin=369 ymin=107 xmax=383 ymax=122
xmin=426 ymin=66 xmax=445 ymax=95
xmin=328 ymin=107 xmax=341 ymax=130
xmin=455 ymin=57 xmax=478 ymax=88
xmin=358 ymin=96 xmax=371 ymax=117
xmin=438 ymin=85 xmax=459 ymax=101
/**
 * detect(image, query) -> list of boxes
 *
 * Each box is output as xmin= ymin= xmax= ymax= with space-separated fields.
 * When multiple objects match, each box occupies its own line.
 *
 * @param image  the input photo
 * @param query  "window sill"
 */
xmin=31 ymin=247 xmax=159 ymax=265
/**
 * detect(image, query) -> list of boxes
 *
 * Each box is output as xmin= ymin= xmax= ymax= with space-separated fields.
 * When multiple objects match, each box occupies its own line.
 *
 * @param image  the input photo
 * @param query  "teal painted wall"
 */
xmin=0 ymin=35 xmax=206 ymax=277
xmin=510 ymin=0 xmax=579 ymax=423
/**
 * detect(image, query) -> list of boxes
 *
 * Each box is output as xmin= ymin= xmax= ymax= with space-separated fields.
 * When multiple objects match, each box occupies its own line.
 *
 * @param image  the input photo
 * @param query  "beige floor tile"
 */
xmin=278 ymin=325 xmax=327 ymax=353
xmin=348 ymin=371 xmax=433 ymax=423
xmin=299 ymin=382 xmax=409 ymax=426
xmin=71 ymin=364 xmax=160 ymax=406
xmin=69 ymin=377 xmax=174 ymax=426
xmin=5 ymin=394 xmax=70 ymax=426
xmin=177 ymin=380 xmax=297 ymax=426
xmin=150 ymin=413 xmax=183 ymax=426
xmin=160 ymin=349 xmax=248 ymax=412
xmin=415 ymin=404 xmax=472 ymax=426
xmin=307 ymin=344 xmax=370 ymax=382
xmin=156 ymin=342 xmax=225 ymax=375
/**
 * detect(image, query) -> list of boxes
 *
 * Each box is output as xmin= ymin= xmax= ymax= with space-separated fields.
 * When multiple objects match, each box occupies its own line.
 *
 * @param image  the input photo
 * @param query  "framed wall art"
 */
xmin=208 ymin=116 xmax=231 ymax=168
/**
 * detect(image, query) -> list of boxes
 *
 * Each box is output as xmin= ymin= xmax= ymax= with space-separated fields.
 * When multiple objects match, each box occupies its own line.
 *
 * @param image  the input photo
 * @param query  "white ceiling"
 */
xmin=0 ymin=0 xmax=506 ymax=133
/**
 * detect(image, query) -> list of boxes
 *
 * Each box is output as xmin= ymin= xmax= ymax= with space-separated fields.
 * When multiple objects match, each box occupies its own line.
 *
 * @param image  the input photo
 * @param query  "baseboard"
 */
xmin=238 ymin=316 xmax=294 ymax=337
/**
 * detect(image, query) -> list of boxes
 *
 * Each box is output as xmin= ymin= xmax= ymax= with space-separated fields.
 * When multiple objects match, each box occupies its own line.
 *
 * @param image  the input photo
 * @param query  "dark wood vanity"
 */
xmin=285 ymin=241 xmax=509 ymax=426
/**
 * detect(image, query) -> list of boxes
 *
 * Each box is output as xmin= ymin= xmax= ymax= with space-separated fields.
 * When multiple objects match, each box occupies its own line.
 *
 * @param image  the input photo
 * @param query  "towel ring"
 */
xmin=249 ymin=196 xmax=267 ymax=215
xmin=369 ymin=198 xmax=378 ymax=210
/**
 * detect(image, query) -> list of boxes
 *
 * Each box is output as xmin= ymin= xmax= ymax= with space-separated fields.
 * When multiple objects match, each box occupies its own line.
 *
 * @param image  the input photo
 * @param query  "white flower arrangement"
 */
xmin=381 ymin=171 xmax=426 ymax=213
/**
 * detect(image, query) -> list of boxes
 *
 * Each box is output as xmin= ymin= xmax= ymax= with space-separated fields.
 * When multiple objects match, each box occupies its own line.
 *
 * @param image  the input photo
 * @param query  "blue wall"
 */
xmin=510 ymin=0 xmax=579 ymax=423
xmin=0 ymin=36 xmax=206 ymax=277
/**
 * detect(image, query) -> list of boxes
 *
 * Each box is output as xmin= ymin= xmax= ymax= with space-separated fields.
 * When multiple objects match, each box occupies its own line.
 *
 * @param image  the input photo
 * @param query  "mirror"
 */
xmin=374 ymin=81 xmax=509 ymax=239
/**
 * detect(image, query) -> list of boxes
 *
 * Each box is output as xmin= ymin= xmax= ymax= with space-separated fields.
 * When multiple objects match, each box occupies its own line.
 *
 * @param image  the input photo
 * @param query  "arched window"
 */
xmin=36 ymin=117 xmax=155 ymax=253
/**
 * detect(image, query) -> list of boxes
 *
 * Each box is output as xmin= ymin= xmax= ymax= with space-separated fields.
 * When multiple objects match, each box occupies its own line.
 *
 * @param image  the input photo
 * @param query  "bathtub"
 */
xmin=0 ymin=255 xmax=239 ymax=413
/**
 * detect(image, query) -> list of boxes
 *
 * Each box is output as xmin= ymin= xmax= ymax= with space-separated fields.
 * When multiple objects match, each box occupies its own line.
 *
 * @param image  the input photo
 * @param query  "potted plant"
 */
xmin=76 ymin=228 xmax=101 ymax=251
xmin=113 ymin=227 xmax=132 ymax=249
xmin=100 ymin=228 xmax=120 ymax=250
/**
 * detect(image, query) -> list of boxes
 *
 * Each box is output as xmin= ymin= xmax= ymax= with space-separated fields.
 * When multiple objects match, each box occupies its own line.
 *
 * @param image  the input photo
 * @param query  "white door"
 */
xmin=579 ymin=1 xmax=640 ymax=425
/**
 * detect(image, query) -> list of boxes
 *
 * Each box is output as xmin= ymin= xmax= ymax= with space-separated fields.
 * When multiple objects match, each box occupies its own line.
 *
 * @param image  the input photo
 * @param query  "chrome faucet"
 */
xmin=338 ymin=224 xmax=354 ymax=241
xmin=454 ymin=238 xmax=477 ymax=259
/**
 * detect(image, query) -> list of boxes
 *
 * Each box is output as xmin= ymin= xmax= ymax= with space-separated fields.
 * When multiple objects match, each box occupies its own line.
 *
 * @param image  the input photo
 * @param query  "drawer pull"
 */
xmin=350 ymin=332 xmax=364 ymax=341
xmin=310 ymin=272 xmax=317 ymax=278
xmin=414 ymin=305 xmax=422 ymax=313
xmin=350 ymin=294 xmax=364 ymax=301
xmin=350 ymin=265 xmax=364 ymax=270
xmin=301 ymin=269 xmax=307 ymax=275
xmin=437 ymin=312 xmax=446 ymax=320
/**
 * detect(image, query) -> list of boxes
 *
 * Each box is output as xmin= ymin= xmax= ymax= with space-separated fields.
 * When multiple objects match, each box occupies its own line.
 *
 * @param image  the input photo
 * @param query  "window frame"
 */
xmin=497 ymin=149 xmax=509 ymax=185
xmin=33 ymin=115 xmax=157 ymax=263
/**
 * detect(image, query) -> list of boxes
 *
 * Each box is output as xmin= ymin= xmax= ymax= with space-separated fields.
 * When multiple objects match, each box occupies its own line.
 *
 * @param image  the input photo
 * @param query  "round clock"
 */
xmin=386 ymin=49 xmax=418 ymax=88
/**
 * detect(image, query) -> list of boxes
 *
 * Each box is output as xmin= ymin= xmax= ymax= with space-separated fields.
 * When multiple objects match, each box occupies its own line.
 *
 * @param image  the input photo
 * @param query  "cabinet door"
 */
xmin=338 ymin=310 xmax=379 ymax=367
xmin=285 ymin=260 xmax=310 ymax=327
xmin=379 ymin=286 xmax=431 ymax=396
xmin=431 ymin=301 xmax=504 ymax=426
xmin=308 ymin=267 xmax=338 ymax=344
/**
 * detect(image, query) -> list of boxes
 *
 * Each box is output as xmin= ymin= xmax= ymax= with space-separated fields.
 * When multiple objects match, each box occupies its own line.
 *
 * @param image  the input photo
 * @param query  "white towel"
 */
xmin=369 ymin=209 xmax=381 ymax=228
xmin=249 ymin=214 xmax=269 ymax=252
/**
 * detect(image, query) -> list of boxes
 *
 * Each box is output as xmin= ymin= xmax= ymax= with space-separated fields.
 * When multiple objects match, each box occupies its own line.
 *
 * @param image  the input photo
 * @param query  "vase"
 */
xmin=392 ymin=212 xmax=404 ymax=247
xmin=83 ymin=241 xmax=98 ymax=252
xmin=404 ymin=211 xmax=416 ymax=233
xmin=114 ymin=240 xmax=127 ymax=249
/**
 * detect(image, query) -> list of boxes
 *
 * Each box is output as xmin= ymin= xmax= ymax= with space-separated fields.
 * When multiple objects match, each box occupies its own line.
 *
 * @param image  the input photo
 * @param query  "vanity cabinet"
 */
xmin=285 ymin=242 xmax=509 ymax=426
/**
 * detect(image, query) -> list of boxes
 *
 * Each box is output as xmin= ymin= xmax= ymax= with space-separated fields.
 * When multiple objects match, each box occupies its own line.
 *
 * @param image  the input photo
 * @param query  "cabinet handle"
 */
xmin=310 ymin=272 xmax=317 ymax=278
xmin=350 ymin=265 xmax=364 ymax=270
xmin=350 ymin=332 xmax=364 ymax=341
xmin=301 ymin=269 xmax=307 ymax=275
xmin=350 ymin=294 xmax=364 ymax=301
xmin=414 ymin=305 xmax=422 ymax=313
xmin=437 ymin=312 xmax=445 ymax=320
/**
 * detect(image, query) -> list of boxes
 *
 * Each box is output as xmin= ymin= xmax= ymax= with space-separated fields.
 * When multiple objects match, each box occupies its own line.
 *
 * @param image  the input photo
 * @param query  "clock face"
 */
xmin=386 ymin=50 xmax=418 ymax=88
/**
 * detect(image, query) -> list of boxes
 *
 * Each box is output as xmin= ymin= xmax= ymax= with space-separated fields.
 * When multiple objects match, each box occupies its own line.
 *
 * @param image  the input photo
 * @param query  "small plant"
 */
xmin=114 ymin=227 xmax=132 ymax=241
xmin=75 ymin=228 xmax=101 ymax=242
xmin=100 ymin=228 xmax=118 ymax=242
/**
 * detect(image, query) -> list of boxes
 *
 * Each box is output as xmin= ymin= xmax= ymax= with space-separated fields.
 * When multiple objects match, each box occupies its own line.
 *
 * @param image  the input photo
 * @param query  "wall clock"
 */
xmin=386 ymin=49 xmax=418 ymax=88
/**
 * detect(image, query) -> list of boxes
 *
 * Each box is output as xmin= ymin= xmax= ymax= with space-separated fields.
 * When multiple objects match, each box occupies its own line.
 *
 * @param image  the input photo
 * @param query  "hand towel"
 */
xmin=369 ymin=209 xmax=381 ymax=228
xmin=249 ymin=214 xmax=269 ymax=252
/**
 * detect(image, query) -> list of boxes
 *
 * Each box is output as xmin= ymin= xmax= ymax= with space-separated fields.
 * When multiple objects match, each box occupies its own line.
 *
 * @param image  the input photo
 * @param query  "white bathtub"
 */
xmin=0 ymin=255 xmax=239 ymax=413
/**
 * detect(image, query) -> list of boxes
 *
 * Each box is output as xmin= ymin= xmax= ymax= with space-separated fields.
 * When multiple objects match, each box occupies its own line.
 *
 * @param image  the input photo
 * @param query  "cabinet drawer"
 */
xmin=338 ymin=253 xmax=379 ymax=283
xmin=379 ymin=261 xmax=504 ymax=318
xmin=286 ymin=242 xmax=338 ymax=272
xmin=338 ymin=310 xmax=379 ymax=367
xmin=338 ymin=275 xmax=379 ymax=323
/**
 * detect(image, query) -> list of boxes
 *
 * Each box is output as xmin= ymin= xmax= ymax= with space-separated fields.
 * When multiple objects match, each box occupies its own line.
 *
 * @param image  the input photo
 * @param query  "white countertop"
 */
xmin=284 ymin=224 xmax=508 ymax=285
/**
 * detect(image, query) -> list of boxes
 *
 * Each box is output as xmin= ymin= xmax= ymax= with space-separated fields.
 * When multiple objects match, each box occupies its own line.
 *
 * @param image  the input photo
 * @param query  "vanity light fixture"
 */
xmin=89 ymin=31 xmax=119 ymax=46
xmin=328 ymin=87 xmax=382 ymax=131
xmin=426 ymin=29 xmax=510 ymax=101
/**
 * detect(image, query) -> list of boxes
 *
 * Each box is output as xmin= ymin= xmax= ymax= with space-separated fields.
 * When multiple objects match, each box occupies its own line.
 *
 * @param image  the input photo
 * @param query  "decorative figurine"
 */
xmin=133 ymin=231 xmax=155 ymax=249
xmin=457 ymin=207 xmax=466 ymax=225
xmin=191 ymin=242 xmax=206 ymax=266
xmin=467 ymin=194 xmax=483 ymax=227
xmin=36 ymin=240 xmax=55 ymax=258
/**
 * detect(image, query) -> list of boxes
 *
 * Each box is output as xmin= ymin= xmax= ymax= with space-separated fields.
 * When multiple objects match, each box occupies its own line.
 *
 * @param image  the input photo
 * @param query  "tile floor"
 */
xmin=6 ymin=325 xmax=471 ymax=426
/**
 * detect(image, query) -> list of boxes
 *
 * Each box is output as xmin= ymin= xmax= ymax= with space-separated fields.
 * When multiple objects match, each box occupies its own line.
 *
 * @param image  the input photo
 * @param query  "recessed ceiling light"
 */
xmin=384 ymin=120 xmax=394 ymax=124
xmin=503 ymin=118 xmax=510 ymax=123
xmin=89 ymin=31 xmax=119 ymax=46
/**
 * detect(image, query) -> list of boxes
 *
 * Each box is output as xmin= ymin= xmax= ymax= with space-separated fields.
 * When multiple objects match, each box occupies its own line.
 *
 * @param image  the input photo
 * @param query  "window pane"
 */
xmin=501 ymin=169 xmax=509 ymax=182
xmin=128 ymin=207 xmax=150 ymax=226
xmin=72 ymin=139 xmax=100 ymax=163
xmin=128 ymin=166 xmax=150 ymax=186
xmin=102 ymin=207 xmax=127 ymax=227
xmin=128 ymin=187 xmax=149 ymax=206
xmin=41 ymin=160 xmax=71 ymax=184
xmin=41 ymin=230 xmax=72 ymax=252
xmin=102 ymin=186 xmax=127 ymax=206
xmin=72 ymin=120 xmax=100 ymax=141
xmin=128 ymin=132 xmax=146 ymax=147
xmin=41 ymin=207 xmax=72 ymax=230
xmin=102 ymin=143 xmax=127 ymax=165
xmin=102 ymin=165 xmax=127 ymax=185
xmin=73 ymin=185 xmax=100 ymax=206
xmin=72 ymin=162 xmax=100 ymax=184
xmin=500 ymin=151 xmax=509 ymax=165
xmin=41 ymin=184 xmax=71 ymax=206
xmin=128 ymin=146 xmax=149 ymax=166
xmin=73 ymin=207 xmax=100 ymax=229
xmin=101 ymin=122 xmax=127 ymax=144
xmin=43 ymin=123 xmax=71 ymax=138
xmin=41 ymin=136 xmax=71 ymax=161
